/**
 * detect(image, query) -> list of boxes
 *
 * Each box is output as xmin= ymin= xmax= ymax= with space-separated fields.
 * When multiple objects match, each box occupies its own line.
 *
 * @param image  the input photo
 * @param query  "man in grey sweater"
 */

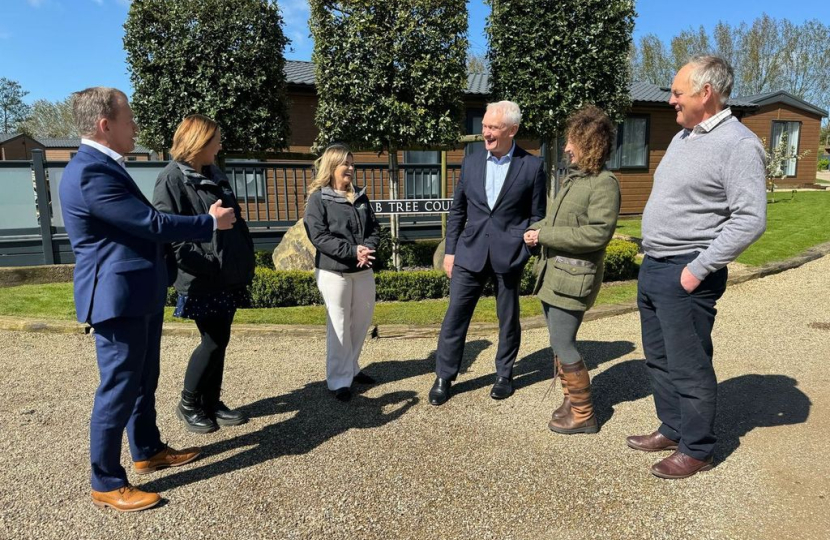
xmin=627 ymin=56 xmax=767 ymax=479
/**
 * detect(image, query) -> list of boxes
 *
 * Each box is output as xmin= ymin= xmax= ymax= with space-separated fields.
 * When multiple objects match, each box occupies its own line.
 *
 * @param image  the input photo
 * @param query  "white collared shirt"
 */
xmin=683 ymin=108 xmax=733 ymax=140
xmin=81 ymin=138 xmax=127 ymax=170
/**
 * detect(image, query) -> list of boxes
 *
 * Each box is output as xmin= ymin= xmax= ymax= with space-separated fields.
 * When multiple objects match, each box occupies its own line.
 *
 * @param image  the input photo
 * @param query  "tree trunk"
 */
xmin=387 ymin=148 xmax=401 ymax=270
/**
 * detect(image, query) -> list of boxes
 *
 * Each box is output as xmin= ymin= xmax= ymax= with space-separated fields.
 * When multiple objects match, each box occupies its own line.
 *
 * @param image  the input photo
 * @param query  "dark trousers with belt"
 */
xmin=435 ymin=259 xmax=522 ymax=381
xmin=90 ymin=311 xmax=166 ymax=491
xmin=637 ymin=253 xmax=728 ymax=460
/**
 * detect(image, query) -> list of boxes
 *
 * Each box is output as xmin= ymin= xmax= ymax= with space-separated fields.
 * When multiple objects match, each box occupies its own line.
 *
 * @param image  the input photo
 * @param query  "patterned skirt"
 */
xmin=173 ymin=287 xmax=251 ymax=320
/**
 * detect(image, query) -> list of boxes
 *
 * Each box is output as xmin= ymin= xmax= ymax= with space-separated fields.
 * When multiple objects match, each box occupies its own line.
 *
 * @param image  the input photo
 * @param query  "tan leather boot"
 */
xmin=548 ymin=359 xmax=598 ymax=434
xmin=551 ymin=356 xmax=571 ymax=420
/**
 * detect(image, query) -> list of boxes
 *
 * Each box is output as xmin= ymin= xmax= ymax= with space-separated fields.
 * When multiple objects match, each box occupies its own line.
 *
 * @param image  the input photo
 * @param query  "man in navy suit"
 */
xmin=59 ymin=87 xmax=236 ymax=512
xmin=429 ymin=101 xmax=547 ymax=405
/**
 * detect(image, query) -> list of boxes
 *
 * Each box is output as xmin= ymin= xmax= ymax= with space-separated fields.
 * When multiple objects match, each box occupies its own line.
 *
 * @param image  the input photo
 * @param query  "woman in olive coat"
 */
xmin=524 ymin=106 xmax=621 ymax=434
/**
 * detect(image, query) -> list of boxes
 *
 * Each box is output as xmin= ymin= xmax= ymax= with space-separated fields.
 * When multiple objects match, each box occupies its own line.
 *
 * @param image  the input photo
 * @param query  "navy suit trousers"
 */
xmin=435 ymin=259 xmax=522 ymax=381
xmin=637 ymin=253 xmax=728 ymax=460
xmin=90 ymin=311 xmax=165 ymax=491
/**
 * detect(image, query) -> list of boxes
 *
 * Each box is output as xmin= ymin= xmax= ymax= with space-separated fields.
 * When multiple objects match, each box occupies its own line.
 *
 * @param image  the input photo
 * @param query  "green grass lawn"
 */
xmin=0 ymin=282 xmax=638 ymax=326
xmin=614 ymin=192 xmax=830 ymax=267
xmin=3 ymin=191 xmax=827 ymax=326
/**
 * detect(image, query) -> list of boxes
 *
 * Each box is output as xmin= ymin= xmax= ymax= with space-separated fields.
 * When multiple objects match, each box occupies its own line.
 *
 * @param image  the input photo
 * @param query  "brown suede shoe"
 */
xmin=626 ymin=431 xmax=679 ymax=452
xmin=134 ymin=445 xmax=202 ymax=475
xmin=651 ymin=450 xmax=714 ymax=479
xmin=91 ymin=485 xmax=161 ymax=512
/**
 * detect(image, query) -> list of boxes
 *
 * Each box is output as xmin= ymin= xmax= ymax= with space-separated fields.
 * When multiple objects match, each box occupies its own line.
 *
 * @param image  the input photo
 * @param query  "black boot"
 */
xmin=177 ymin=389 xmax=218 ymax=434
xmin=203 ymin=388 xmax=248 ymax=426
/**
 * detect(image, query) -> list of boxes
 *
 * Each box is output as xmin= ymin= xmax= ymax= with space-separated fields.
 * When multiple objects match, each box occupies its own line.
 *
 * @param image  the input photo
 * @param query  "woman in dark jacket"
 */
xmin=524 ymin=106 xmax=621 ymax=435
xmin=303 ymin=143 xmax=380 ymax=402
xmin=153 ymin=114 xmax=255 ymax=433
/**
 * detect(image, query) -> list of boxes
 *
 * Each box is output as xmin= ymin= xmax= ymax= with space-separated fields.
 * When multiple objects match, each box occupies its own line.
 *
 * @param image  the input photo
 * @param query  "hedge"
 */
xmin=166 ymin=239 xmax=640 ymax=308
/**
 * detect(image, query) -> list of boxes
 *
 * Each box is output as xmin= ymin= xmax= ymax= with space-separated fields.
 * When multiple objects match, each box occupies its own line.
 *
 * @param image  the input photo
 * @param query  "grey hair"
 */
xmin=687 ymin=55 xmax=734 ymax=106
xmin=486 ymin=100 xmax=522 ymax=127
xmin=71 ymin=87 xmax=127 ymax=137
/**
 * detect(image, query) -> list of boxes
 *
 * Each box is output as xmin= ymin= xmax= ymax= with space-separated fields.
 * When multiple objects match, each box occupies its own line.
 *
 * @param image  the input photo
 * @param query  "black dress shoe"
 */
xmin=429 ymin=377 xmax=451 ymax=406
xmin=490 ymin=376 xmax=514 ymax=400
xmin=353 ymin=372 xmax=377 ymax=385
xmin=211 ymin=401 xmax=248 ymax=426
xmin=333 ymin=388 xmax=351 ymax=402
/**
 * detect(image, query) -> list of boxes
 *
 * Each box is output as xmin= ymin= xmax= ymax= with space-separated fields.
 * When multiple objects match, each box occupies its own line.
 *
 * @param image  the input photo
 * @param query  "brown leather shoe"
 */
xmin=548 ymin=359 xmax=598 ymax=434
xmin=91 ymin=485 xmax=161 ymax=512
xmin=651 ymin=450 xmax=714 ymax=479
xmin=134 ymin=445 xmax=202 ymax=475
xmin=626 ymin=431 xmax=679 ymax=452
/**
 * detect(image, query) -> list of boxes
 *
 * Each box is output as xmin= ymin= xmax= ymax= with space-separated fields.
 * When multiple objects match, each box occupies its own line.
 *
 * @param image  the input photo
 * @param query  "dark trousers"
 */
xmin=90 ymin=312 xmax=165 ymax=492
xmin=183 ymin=313 xmax=235 ymax=397
xmin=435 ymin=260 xmax=522 ymax=381
xmin=637 ymin=253 xmax=728 ymax=460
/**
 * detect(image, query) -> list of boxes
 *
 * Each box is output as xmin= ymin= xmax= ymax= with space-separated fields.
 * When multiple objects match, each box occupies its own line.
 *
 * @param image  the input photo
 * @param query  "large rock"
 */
xmin=272 ymin=219 xmax=315 ymax=271
xmin=433 ymin=238 xmax=446 ymax=270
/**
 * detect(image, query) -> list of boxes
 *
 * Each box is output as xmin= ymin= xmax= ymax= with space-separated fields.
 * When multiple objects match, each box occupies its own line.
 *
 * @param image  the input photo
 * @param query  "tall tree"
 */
xmin=0 ymin=77 xmax=31 ymax=133
xmin=486 ymin=0 xmax=635 ymax=188
xmin=631 ymin=34 xmax=674 ymax=86
xmin=18 ymin=97 xmax=77 ymax=138
xmin=736 ymin=14 xmax=786 ymax=95
xmin=309 ymin=0 xmax=467 ymax=267
xmin=467 ymin=52 xmax=489 ymax=74
xmin=670 ymin=26 xmax=710 ymax=69
xmin=124 ymin=0 xmax=290 ymax=152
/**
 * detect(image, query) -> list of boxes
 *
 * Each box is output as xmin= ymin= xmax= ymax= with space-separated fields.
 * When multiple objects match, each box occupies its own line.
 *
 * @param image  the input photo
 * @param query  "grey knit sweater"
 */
xmin=641 ymin=116 xmax=767 ymax=280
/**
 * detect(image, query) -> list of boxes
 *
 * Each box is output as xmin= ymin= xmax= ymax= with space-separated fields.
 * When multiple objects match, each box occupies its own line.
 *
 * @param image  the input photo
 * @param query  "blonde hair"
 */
xmin=307 ymin=143 xmax=355 ymax=202
xmin=170 ymin=114 xmax=220 ymax=165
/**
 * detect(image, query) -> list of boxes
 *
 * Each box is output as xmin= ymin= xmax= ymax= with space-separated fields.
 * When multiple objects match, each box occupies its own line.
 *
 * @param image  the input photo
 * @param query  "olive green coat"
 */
xmin=528 ymin=167 xmax=621 ymax=311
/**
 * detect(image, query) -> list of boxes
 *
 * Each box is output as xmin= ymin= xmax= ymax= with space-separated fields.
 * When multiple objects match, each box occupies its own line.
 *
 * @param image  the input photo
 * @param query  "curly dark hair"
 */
xmin=565 ymin=105 xmax=616 ymax=175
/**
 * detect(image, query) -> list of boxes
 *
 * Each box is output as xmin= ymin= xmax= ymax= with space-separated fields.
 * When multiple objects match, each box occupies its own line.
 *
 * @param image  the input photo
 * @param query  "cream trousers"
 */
xmin=315 ymin=268 xmax=376 ymax=390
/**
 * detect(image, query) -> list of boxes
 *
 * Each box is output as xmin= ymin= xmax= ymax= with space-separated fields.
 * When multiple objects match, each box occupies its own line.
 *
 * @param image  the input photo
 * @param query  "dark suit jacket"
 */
xmin=59 ymin=144 xmax=214 ymax=324
xmin=445 ymin=145 xmax=547 ymax=274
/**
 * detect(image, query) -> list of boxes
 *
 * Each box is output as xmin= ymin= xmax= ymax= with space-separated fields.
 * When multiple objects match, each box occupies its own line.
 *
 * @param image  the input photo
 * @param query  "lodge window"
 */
xmin=69 ymin=152 xmax=77 ymax=159
xmin=465 ymin=109 xmax=485 ymax=156
xmin=770 ymin=121 xmax=801 ymax=177
xmin=126 ymin=156 xmax=137 ymax=161
xmin=607 ymin=116 xmax=649 ymax=170
xmin=403 ymin=151 xmax=440 ymax=199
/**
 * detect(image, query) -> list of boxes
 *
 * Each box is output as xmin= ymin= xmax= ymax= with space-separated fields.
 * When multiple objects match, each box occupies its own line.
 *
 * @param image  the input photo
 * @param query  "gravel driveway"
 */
xmin=1 ymin=256 xmax=828 ymax=540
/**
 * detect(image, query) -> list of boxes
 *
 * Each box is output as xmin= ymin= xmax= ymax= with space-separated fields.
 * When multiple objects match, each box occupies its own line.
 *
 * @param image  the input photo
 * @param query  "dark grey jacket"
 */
xmin=303 ymin=186 xmax=380 ymax=273
xmin=153 ymin=161 xmax=255 ymax=295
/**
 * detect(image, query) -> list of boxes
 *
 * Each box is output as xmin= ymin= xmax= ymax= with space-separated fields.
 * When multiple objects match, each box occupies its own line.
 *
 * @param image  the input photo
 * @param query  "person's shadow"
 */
xmin=453 ymin=339 xmax=636 ymax=397
xmin=141 ymin=339 xmax=494 ymax=492
xmin=593 ymin=363 xmax=811 ymax=461
xmin=715 ymin=374 xmax=811 ymax=461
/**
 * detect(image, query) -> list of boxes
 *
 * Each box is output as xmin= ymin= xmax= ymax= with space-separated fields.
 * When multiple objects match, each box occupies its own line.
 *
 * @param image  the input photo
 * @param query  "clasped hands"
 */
xmin=523 ymin=229 xmax=539 ymax=248
xmin=357 ymin=245 xmax=375 ymax=268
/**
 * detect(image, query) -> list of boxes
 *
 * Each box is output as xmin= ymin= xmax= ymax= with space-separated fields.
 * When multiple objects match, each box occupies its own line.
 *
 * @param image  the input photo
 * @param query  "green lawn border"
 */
xmin=3 ymin=240 xmax=828 ymax=340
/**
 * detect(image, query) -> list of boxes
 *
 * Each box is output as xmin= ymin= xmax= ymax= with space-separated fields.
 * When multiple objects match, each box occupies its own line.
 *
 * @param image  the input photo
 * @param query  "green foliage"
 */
xmin=399 ymin=240 xmax=442 ymax=267
xmin=375 ymin=270 xmax=449 ymax=301
xmin=603 ymin=239 xmax=639 ymax=281
xmin=486 ymin=0 xmax=635 ymax=142
xmin=309 ymin=0 xmax=468 ymax=153
xmin=254 ymin=249 xmax=275 ymax=270
xmin=124 ymin=0 xmax=290 ymax=152
xmin=18 ymin=98 xmax=77 ymax=138
xmin=0 ymin=77 xmax=31 ymax=133
xmin=249 ymin=268 xmax=323 ymax=307
xmin=817 ymin=158 xmax=829 ymax=171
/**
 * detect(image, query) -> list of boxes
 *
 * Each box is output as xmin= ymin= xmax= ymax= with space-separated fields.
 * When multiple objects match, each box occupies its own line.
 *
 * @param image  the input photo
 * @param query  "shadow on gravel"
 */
xmin=715 ymin=374 xmax=811 ymax=462
xmin=140 ymin=340 xmax=494 ymax=492
xmin=452 ymin=340 xmax=636 ymax=398
xmin=592 ymin=358 xmax=652 ymax=427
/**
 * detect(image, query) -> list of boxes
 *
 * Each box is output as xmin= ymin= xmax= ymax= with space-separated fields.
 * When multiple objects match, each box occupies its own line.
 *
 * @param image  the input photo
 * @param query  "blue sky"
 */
xmin=0 ymin=0 xmax=820 ymax=103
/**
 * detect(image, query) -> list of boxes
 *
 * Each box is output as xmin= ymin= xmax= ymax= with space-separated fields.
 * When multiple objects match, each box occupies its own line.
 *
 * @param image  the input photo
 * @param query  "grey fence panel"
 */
xmin=0 ymin=163 xmax=38 ymax=231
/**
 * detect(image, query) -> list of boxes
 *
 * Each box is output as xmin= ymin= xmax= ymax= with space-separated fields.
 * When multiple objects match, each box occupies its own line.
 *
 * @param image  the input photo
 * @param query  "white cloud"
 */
xmin=27 ymin=0 xmax=46 ymax=7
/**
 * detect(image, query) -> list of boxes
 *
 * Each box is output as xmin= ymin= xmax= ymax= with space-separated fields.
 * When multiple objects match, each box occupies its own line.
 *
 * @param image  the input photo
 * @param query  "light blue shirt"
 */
xmin=485 ymin=142 xmax=515 ymax=209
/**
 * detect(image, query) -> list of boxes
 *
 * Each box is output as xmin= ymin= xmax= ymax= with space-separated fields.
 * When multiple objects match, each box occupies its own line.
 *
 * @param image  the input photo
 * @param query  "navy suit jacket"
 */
xmin=60 ymin=145 xmax=214 ymax=324
xmin=445 ymin=145 xmax=547 ymax=274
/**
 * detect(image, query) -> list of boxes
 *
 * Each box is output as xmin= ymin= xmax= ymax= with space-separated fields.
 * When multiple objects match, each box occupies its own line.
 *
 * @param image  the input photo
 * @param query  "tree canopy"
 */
xmin=309 ymin=0 xmax=467 ymax=153
xmin=486 ymin=0 xmax=635 ymax=145
xmin=18 ymin=98 xmax=77 ymax=138
xmin=124 ymin=0 xmax=290 ymax=153
xmin=0 ymin=77 xmax=31 ymax=133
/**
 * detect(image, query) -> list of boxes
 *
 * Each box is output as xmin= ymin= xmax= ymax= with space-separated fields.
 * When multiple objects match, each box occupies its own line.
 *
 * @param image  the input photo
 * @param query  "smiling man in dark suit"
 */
xmin=60 ymin=87 xmax=236 ymax=511
xmin=429 ymin=100 xmax=547 ymax=406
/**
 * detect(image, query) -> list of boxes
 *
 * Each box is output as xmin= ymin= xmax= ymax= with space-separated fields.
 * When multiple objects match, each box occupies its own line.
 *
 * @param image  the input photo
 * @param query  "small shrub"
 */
xmin=254 ymin=249 xmax=275 ymax=270
xmin=818 ymin=158 xmax=829 ymax=172
xmin=375 ymin=270 xmax=449 ymax=301
xmin=603 ymin=239 xmax=639 ymax=281
xmin=249 ymin=268 xmax=322 ymax=307
xmin=399 ymin=240 xmax=442 ymax=268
